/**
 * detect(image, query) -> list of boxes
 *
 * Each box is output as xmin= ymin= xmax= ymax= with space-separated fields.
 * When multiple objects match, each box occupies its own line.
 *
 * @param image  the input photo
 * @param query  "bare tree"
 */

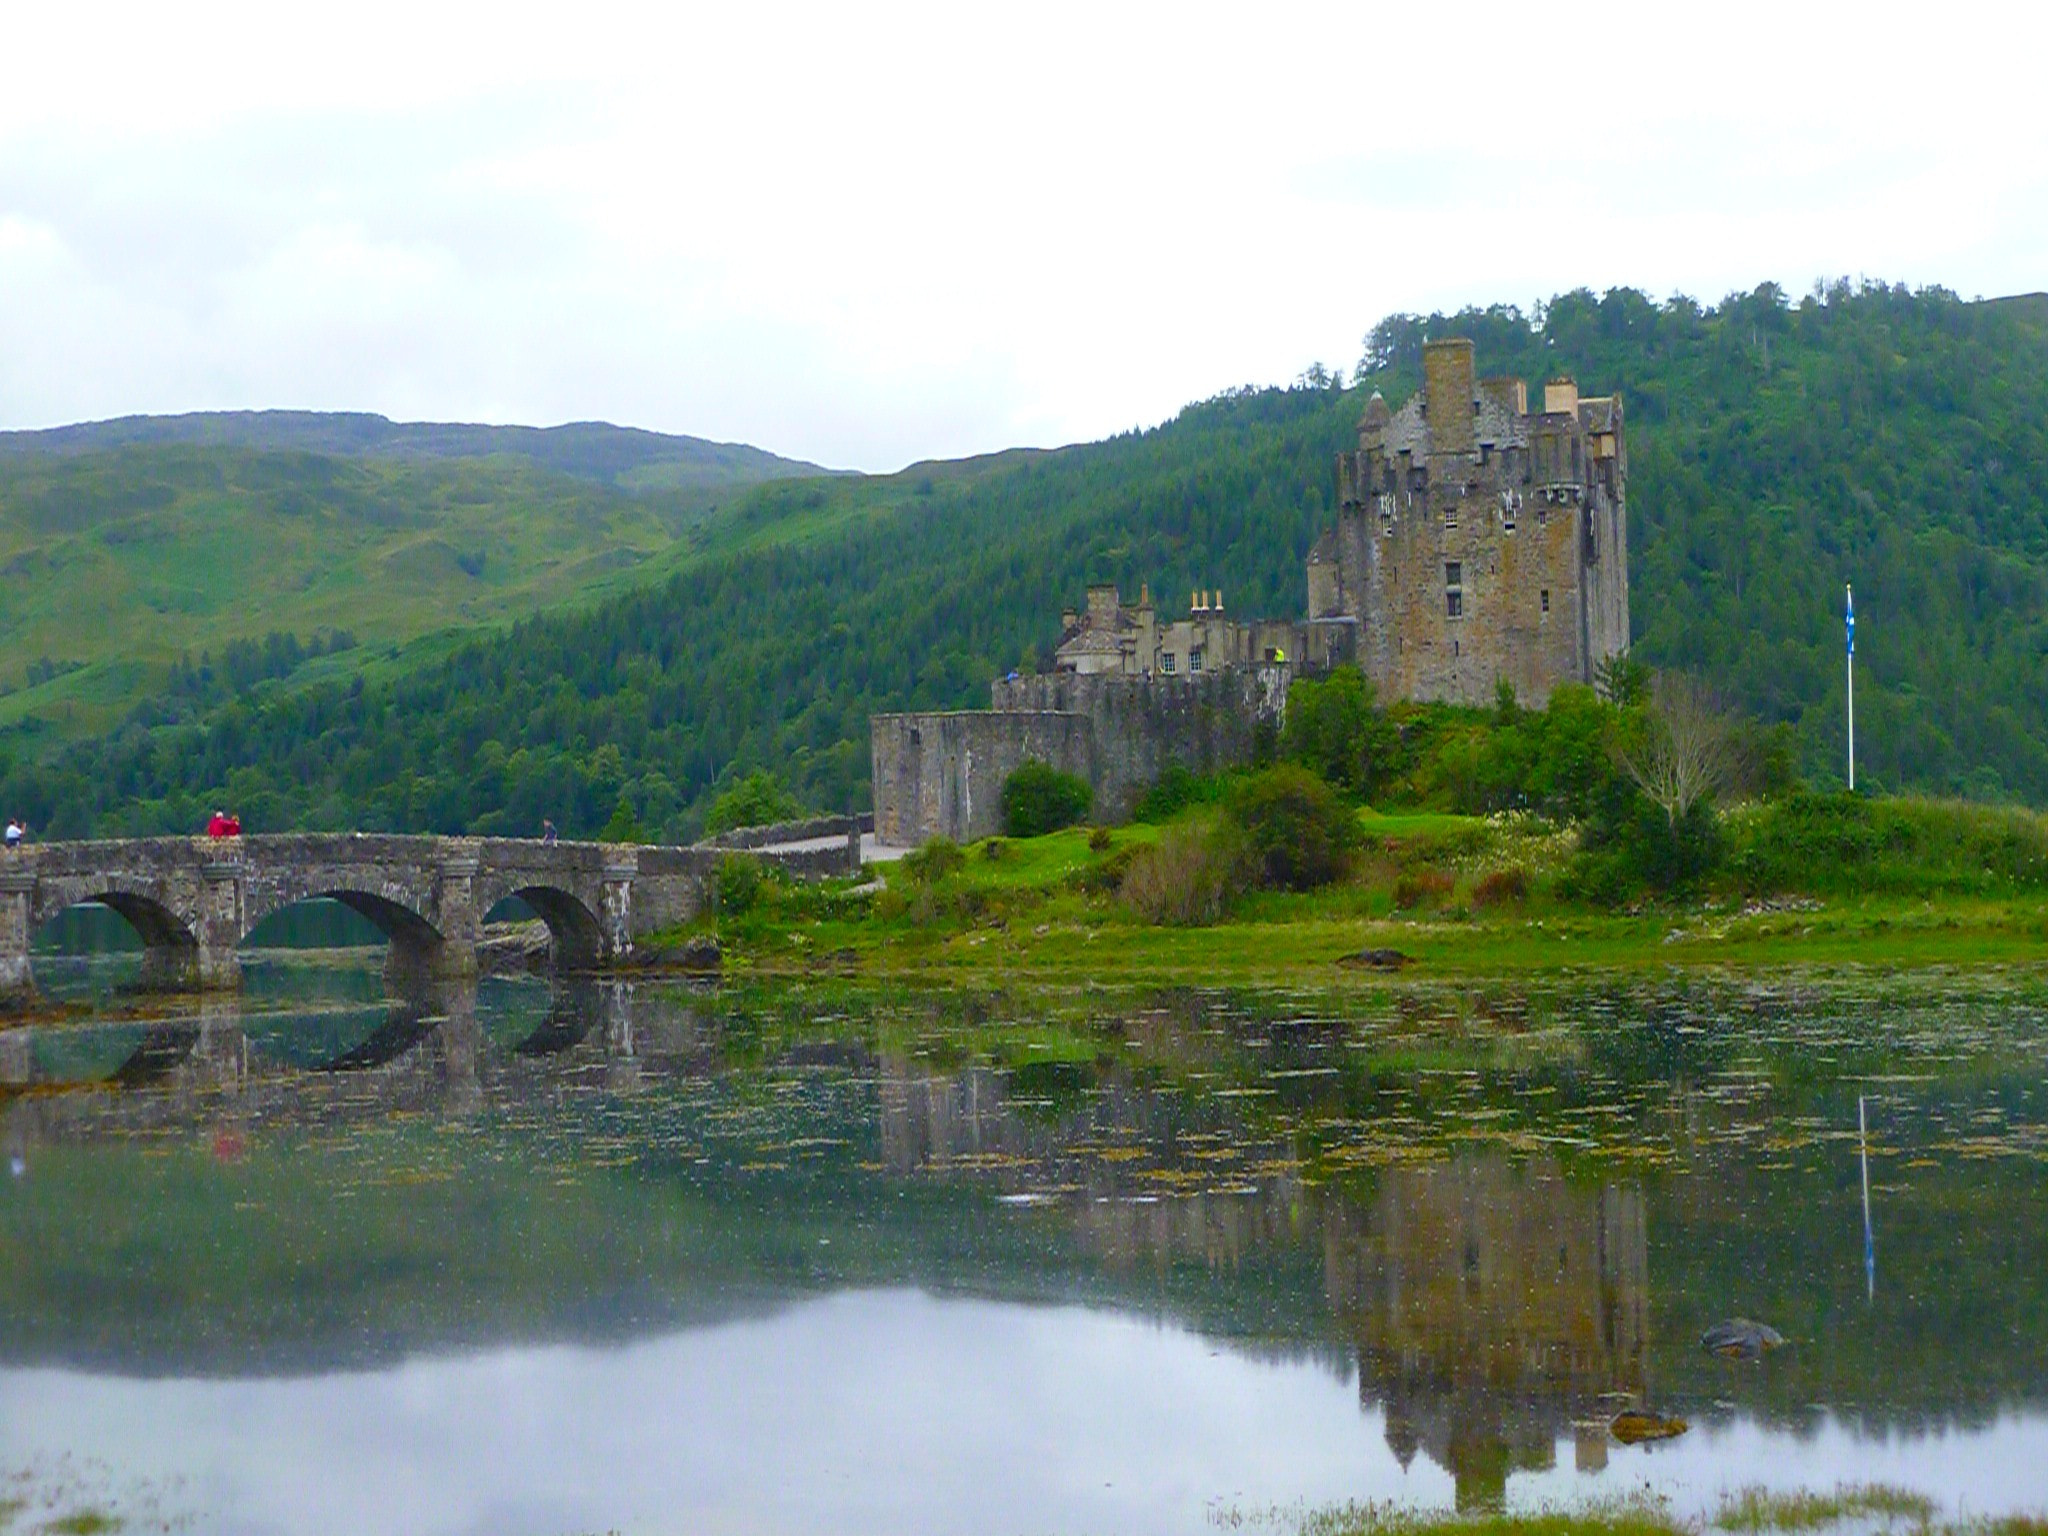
xmin=1614 ymin=671 xmax=1736 ymax=824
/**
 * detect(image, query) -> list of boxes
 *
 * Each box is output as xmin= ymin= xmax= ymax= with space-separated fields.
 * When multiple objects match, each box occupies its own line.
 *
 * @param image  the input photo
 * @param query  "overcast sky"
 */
xmin=3 ymin=1 xmax=2044 ymax=472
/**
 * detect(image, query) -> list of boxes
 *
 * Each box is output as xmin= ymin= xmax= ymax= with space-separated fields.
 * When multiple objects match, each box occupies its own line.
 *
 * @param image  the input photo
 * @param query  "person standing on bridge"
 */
xmin=542 ymin=818 xmax=559 ymax=845
xmin=207 ymin=809 xmax=230 ymax=837
xmin=4 ymin=818 xmax=23 ymax=849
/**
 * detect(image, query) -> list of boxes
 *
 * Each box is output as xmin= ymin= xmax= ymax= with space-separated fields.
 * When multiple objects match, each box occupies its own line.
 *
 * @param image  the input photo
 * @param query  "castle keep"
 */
xmin=871 ymin=339 xmax=1629 ymax=844
xmin=1322 ymin=337 xmax=1629 ymax=707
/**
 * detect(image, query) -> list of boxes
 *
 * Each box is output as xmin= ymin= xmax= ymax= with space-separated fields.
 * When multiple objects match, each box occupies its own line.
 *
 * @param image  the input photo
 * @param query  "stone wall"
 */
xmin=871 ymin=669 xmax=1290 ymax=845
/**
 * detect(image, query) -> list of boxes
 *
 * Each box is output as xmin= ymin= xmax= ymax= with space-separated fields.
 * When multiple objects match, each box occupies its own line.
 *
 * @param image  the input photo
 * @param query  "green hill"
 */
xmin=0 ymin=422 xmax=839 ymax=736
xmin=4 ymin=281 xmax=2045 ymax=838
xmin=0 ymin=409 xmax=838 ymax=490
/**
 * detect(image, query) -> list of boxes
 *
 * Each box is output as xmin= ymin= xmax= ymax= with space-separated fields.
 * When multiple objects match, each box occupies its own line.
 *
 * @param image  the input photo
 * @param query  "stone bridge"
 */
xmin=0 ymin=834 xmax=739 ymax=999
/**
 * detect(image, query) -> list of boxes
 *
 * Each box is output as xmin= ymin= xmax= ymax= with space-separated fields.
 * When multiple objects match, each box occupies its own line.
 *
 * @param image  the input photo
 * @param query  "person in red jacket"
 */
xmin=206 ymin=810 xmax=230 ymax=837
xmin=223 ymin=811 xmax=242 ymax=836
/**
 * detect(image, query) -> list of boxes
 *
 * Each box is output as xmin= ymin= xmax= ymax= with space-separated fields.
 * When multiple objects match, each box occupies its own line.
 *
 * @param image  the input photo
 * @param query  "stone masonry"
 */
xmin=871 ymin=669 xmax=1287 ymax=844
xmin=1325 ymin=338 xmax=1629 ymax=706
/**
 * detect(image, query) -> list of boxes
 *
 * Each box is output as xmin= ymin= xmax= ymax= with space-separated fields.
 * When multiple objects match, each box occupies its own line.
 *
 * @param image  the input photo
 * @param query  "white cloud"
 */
xmin=2 ymin=0 xmax=2044 ymax=469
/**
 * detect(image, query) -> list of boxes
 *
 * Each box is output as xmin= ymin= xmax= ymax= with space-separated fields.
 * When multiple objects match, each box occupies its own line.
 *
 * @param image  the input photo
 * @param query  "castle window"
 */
xmin=1189 ymin=646 xmax=1204 ymax=673
xmin=1480 ymin=443 xmax=1493 ymax=466
xmin=1445 ymin=561 xmax=1463 ymax=619
xmin=1161 ymin=653 xmax=1175 ymax=674
xmin=1446 ymin=591 xmax=1463 ymax=618
xmin=1444 ymin=504 xmax=1457 ymax=529
xmin=1445 ymin=561 xmax=1462 ymax=587
xmin=1540 ymin=588 xmax=1550 ymax=614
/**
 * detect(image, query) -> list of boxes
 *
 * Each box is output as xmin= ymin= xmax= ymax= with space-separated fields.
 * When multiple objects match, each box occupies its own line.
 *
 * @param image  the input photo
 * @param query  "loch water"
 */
xmin=2 ymin=949 xmax=2045 ymax=1534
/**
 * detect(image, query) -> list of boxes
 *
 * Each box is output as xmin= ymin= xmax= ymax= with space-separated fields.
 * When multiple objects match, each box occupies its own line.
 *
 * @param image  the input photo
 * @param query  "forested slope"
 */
xmin=4 ymin=282 xmax=2044 ymax=838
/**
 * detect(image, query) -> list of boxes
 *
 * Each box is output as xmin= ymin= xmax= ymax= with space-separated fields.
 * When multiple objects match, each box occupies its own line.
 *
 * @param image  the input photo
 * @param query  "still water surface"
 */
xmin=2 ymin=954 xmax=2045 ymax=1533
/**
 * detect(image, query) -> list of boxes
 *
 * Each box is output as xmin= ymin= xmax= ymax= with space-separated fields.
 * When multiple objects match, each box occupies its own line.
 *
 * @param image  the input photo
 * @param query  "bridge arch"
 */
xmin=31 ymin=887 xmax=203 ymax=993
xmin=483 ymin=885 xmax=605 ymax=971
xmin=239 ymin=885 xmax=450 ymax=992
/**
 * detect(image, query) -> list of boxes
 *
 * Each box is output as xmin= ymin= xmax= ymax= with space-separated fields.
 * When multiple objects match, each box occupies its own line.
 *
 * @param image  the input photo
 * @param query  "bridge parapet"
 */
xmin=0 ymin=834 xmax=719 ymax=1003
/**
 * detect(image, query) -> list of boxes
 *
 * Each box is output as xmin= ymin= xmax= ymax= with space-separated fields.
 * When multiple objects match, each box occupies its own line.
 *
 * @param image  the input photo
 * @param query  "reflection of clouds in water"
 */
xmin=4 ymin=1293 xmax=2043 ymax=1535
xmin=0 ymin=1290 xmax=1433 ymax=1536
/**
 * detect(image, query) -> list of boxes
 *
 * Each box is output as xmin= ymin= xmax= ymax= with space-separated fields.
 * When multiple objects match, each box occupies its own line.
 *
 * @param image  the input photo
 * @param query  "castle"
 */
xmin=870 ymin=339 xmax=1629 ymax=844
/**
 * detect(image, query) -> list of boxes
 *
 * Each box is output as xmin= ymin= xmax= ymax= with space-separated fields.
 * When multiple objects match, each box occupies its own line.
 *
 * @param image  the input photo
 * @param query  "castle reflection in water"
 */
xmin=880 ymin=1058 xmax=1649 ymax=1511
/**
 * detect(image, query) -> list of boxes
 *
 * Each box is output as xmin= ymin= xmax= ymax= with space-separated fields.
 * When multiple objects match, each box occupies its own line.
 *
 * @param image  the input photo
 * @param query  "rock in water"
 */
xmin=1336 ymin=948 xmax=1413 ymax=971
xmin=1610 ymin=1411 xmax=1689 ymax=1444
xmin=1700 ymin=1318 xmax=1787 ymax=1360
xmin=675 ymin=935 xmax=722 ymax=972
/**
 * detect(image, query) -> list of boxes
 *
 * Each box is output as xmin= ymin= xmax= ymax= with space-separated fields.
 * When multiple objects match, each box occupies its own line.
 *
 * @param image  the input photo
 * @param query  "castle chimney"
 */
xmin=1544 ymin=377 xmax=1580 ymax=416
xmin=1423 ymin=339 xmax=1477 ymax=456
xmin=1481 ymin=376 xmax=1528 ymax=416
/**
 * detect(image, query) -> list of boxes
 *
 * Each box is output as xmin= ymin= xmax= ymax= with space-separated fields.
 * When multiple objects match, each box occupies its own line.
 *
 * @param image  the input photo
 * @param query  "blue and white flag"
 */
xmin=1846 ymin=585 xmax=1855 ymax=657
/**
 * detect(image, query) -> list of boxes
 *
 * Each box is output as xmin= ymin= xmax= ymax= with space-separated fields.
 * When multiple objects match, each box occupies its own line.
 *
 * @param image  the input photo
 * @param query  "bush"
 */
xmin=1001 ymin=760 xmax=1092 ymax=837
xmin=1087 ymin=825 xmax=1113 ymax=853
xmin=1727 ymin=791 xmax=2048 ymax=897
xmin=1118 ymin=817 xmax=1248 ymax=925
xmin=1133 ymin=764 xmax=1219 ymax=822
xmin=1282 ymin=666 xmax=1399 ymax=794
xmin=1393 ymin=868 xmax=1455 ymax=910
xmin=704 ymin=770 xmax=802 ymax=836
xmin=1567 ymin=793 xmax=1724 ymax=902
xmin=1226 ymin=765 xmax=1359 ymax=891
xmin=1471 ymin=867 xmax=1530 ymax=909
xmin=901 ymin=836 xmax=966 ymax=885
xmin=981 ymin=837 xmax=1010 ymax=862
xmin=598 ymin=797 xmax=647 ymax=844
xmin=714 ymin=853 xmax=766 ymax=915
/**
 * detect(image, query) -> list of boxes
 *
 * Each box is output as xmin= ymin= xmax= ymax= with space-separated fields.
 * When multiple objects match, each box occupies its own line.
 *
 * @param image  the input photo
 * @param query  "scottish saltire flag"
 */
xmin=1846 ymin=585 xmax=1855 ymax=656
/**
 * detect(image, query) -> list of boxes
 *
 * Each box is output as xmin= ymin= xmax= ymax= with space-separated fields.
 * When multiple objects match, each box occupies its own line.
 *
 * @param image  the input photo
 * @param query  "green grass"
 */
xmin=1716 ymin=1485 xmax=1937 ymax=1532
xmin=678 ymin=808 xmax=2048 ymax=985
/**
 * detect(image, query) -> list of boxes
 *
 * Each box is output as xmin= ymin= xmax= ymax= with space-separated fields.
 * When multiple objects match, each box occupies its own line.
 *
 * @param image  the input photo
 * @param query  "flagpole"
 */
xmin=1846 ymin=584 xmax=1856 ymax=792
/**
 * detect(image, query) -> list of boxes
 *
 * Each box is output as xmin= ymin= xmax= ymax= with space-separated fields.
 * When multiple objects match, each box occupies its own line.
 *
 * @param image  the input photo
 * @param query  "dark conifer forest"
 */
xmin=3 ymin=281 xmax=2043 ymax=838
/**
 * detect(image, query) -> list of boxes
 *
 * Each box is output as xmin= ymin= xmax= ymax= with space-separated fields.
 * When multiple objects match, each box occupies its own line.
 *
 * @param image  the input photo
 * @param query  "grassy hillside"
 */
xmin=3 ymin=281 xmax=2045 ymax=837
xmin=0 ymin=435 xmax=834 ymax=735
xmin=0 ymin=408 xmax=837 ymax=490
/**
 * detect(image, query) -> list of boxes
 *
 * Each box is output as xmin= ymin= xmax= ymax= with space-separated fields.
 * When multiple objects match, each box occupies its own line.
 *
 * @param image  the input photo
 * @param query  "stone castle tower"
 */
xmin=1313 ymin=338 xmax=1629 ymax=706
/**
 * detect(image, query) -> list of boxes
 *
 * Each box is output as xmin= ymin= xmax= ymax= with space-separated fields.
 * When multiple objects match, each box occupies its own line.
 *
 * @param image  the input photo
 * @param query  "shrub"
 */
xmin=1002 ymin=760 xmax=1092 ymax=837
xmin=1118 ymin=817 xmax=1248 ymax=925
xmin=1282 ymin=666 xmax=1398 ymax=794
xmin=703 ymin=770 xmax=802 ymax=836
xmin=1133 ymin=764 xmax=1218 ymax=822
xmin=1567 ymin=792 xmax=1723 ymax=902
xmin=713 ymin=853 xmax=765 ymax=915
xmin=982 ymin=837 xmax=1010 ymax=863
xmin=1087 ymin=825 xmax=1113 ymax=853
xmin=901 ymin=836 xmax=966 ymax=885
xmin=1226 ymin=764 xmax=1359 ymax=891
xmin=1470 ymin=867 xmax=1531 ymax=909
xmin=598 ymin=797 xmax=647 ymax=844
xmin=1393 ymin=867 xmax=1455 ymax=910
